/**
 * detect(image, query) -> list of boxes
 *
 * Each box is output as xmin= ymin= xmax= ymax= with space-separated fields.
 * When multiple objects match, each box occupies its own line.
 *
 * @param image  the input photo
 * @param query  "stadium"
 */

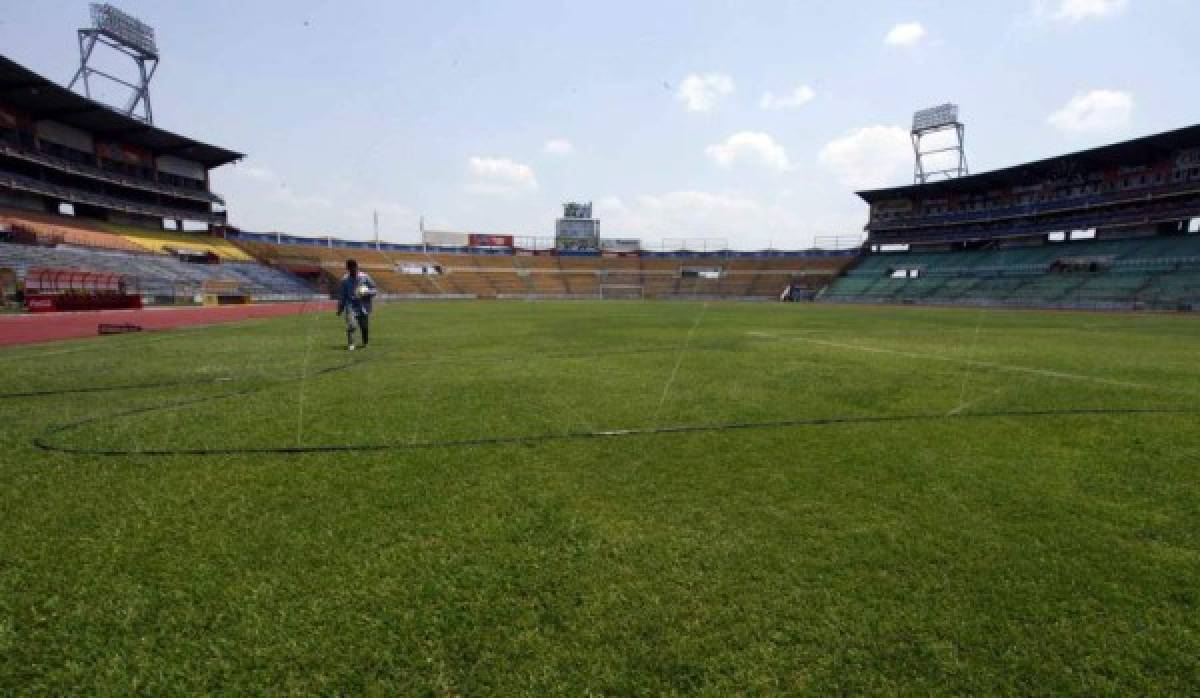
xmin=2 ymin=4 xmax=1199 ymax=695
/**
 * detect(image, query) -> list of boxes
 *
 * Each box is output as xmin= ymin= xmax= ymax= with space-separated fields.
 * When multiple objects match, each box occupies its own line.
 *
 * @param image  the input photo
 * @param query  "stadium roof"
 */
xmin=857 ymin=123 xmax=1200 ymax=203
xmin=0 ymin=54 xmax=243 ymax=168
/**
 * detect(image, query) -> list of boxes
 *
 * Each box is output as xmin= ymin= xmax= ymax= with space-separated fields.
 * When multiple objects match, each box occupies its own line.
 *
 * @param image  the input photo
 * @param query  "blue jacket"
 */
xmin=337 ymin=271 xmax=376 ymax=316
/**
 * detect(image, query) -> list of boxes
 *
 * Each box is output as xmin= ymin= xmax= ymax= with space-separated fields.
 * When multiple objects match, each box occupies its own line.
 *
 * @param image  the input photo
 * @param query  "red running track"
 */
xmin=0 ymin=301 xmax=335 ymax=347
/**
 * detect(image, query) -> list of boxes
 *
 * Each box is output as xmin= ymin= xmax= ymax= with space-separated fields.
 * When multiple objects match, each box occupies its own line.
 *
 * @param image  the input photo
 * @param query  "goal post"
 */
xmin=600 ymin=284 xmax=644 ymax=300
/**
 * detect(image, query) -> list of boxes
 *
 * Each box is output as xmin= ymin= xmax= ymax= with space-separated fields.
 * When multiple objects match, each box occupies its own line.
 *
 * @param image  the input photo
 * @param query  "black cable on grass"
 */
xmin=1 ymin=343 xmax=735 ymax=400
xmin=25 ymin=357 xmax=368 ymax=453
xmin=1 ymin=381 xmax=211 ymax=399
xmin=34 ymin=406 xmax=1200 ymax=458
xmin=20 ymin=339 xmax=1196 ymax=458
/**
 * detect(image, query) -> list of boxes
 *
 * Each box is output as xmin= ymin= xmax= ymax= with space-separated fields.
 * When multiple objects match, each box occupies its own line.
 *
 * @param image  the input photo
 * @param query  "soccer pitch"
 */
xmin=3 ymin=301 xmax=1199 ymax=694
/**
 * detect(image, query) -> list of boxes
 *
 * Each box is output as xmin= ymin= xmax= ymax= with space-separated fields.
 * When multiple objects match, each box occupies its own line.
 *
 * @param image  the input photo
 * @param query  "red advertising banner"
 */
xmin=24 ymin=294 xmax=142 ymax=313
xmin=24 ymin=295 xmax=56 ymax=313
xmin=468 ymin=234 xmax=514 ymax=248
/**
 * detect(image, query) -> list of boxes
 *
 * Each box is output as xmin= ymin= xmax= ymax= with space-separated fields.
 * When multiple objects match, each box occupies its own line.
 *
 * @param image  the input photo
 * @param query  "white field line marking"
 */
xmin=542 ymin=396 xmax=598 ymax=434
xmin=654 ymin=303 xmax=709 ymax=420
xmin=946 ymin=383 xmax=1010 ymax=416
xmin=1 ymin=331 xmax=186 ymax=360
xmin=543 ymin=371 xmax=598 ymax=433
xmin=955 ymin=307 xmax=989 ymax=412
xmin=407 ymin=375 xmax=432 ymax=446
xmin=749 ymin=329 xmax=828 ymax=337
xmin=294 ymin=303 xmax=320 ymax=447
xmin=1 ymin=316 xmax=288 ymax=361
xmin=748 ymin=331 xmax=1195 ymax=397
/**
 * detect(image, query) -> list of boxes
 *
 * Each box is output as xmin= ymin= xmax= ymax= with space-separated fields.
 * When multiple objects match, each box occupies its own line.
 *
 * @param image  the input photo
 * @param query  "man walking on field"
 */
xmin=336 ymin=258 xmax=377 ymax=351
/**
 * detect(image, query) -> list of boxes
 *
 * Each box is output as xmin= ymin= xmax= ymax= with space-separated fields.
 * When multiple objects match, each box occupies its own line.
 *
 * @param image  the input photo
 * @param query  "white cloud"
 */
xmin=818 ymin=125 xmax=912 ymax=189
xmin=759 ymin=85 xmax=816 ymax=111
xmin=884 ymin=22 xmax=927 ymax=47
xmin=597 ymin=188 xmax=871 ymax=250
xmin=466 ymin=156 xmax=538 ymax=195
xmin=676 ymin=73 xmax=735 ymax=112
xmin=1034 ymin=0 xmax=1128 ymax=22
xmin=543 ymin=138 xmax=574 ymax=156
xmin=1047 ymin=89 xmax=1134 ymax=134
xmin=705 ymin=132 xmax=792 ymax=171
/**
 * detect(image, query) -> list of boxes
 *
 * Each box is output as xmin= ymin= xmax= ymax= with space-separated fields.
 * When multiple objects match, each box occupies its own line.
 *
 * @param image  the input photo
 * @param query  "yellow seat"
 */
xmin=101 ymin=223 xmax=255 ymax=261
xmin=0 ymin=208 xmax=147 ymax=253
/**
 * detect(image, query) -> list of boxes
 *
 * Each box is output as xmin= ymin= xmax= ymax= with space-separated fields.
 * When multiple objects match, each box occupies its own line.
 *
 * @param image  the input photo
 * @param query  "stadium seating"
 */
xmin=823 ymin=234 xmax=1200 ymax=309
xmin=234 ymin=237 xmax=852 ymax=300
xmin=100 ymin=223 xmax=255 ymax=261
xmin=0 ymin=242 xmax=315 ymax=299
xmin=0 ymin=208 xmax=147 ymax=253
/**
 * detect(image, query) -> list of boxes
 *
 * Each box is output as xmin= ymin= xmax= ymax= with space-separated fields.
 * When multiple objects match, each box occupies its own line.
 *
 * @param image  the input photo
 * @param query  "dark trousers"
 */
xmin=346 ymin=312 xmax=369 ymax=345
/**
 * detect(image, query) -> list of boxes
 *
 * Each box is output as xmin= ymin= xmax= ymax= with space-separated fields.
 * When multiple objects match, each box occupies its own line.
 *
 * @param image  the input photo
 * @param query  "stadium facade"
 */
xmin=0 ymin=55 xmax=239 ymax=229
xmin=822 ymin=125 xmax=1200 ymax=310
xmin=858 ymin=125 xmax=1200 ymax=247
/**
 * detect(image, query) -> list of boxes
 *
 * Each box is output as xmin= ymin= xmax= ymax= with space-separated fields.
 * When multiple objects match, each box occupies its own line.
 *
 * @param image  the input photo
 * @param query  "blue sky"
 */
xmin=3 ymin=0 xmax=1197 ymax=248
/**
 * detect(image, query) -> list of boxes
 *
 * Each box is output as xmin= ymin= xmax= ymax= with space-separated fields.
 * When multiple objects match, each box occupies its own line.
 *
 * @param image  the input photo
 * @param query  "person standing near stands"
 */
xmin=336 ymin=258 xmax=376 ymax=351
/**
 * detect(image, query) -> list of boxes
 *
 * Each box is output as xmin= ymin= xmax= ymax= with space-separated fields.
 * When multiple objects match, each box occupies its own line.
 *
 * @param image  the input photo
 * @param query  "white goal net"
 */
xmin=600 ymin=285 xmax=644 ymax=300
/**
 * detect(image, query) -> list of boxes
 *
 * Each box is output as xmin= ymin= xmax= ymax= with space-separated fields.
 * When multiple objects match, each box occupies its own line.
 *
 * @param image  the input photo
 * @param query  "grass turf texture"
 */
xmin=2 ymin=301 xmax=1199 ymax=694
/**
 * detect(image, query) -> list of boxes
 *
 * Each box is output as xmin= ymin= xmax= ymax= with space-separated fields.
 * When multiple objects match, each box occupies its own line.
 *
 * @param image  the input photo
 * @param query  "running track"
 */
xmin=0 ymin=301 xmax=335 ymax=347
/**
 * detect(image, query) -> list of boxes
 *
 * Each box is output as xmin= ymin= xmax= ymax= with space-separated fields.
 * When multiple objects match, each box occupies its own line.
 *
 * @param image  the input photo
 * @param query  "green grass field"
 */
xmin=3 ymin=300 xmax=1199 ymax=695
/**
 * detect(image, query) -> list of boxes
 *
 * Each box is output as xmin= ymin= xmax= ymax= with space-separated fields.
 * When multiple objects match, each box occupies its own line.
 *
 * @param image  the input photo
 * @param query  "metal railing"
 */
xmin=0 ymin=170 xmax=225 ymax=224
xmin=0 ymin=139 xmax=222 ymax=204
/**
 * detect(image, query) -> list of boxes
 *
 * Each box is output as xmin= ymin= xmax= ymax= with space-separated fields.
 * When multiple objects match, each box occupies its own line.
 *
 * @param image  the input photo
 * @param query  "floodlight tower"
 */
xmin=911 ymin=103 xmax=967 ymax=184
xmin=67 ymin=3 xmax=159 ymax=124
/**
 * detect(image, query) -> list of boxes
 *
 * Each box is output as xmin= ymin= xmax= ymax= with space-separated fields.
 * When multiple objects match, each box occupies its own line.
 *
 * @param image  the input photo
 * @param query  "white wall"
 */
xmin=422 ymin=230 xmax=469 ymax=246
